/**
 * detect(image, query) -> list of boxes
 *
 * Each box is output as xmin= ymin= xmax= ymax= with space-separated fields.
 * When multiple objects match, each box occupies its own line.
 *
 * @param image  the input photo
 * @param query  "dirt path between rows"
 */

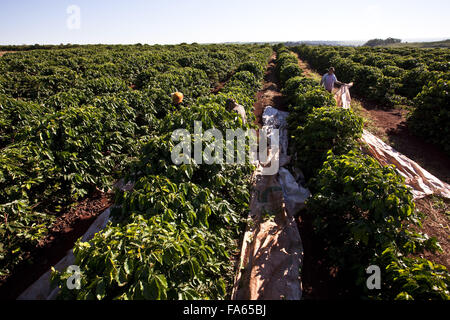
xmin=0 ymin=51 xmax=16 ymax=57
xmin=295 ymin=53 xmax=450 ymax=273
xmin=280 ymin=53 xmax=349 ymax=299
xmin=232 ymin=52 xmax=304 ymax=300
xmin=253 ymin=52 xmax=285 ymax=127
xmin=354 ymin=98 xmax=450 ymax=185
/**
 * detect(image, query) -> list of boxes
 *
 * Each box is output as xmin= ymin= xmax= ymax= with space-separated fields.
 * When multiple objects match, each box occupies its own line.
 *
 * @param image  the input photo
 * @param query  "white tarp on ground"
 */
xmin=17 ymin=207 xmax=112 ymax=300
xmin=361 ymin=130 xmax=450 ymax=199
xmin=232 ymin=106 xmax=309 ymax=300
xmin=335 ymin=84 xmax=449 ymax=200
xmin=262 ymin=106 xmax=290 ymax=167
xmin=262 ymin=106 xmax=289 ymax=153
xmin=16 ymin=179 xmax=136 ymax=300
xmin=261 ymin=107 xmax=310 ymax=214
xmin=261 ymin=106 xmax=310 ymax=218
xmin=278 ymin=167 xmax=310 ymax=216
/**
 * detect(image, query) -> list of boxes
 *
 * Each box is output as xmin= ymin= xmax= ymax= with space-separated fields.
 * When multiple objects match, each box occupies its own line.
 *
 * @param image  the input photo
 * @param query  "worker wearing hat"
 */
xmin=320 ymin=67 xmax=343 ymax=93
xmin=172 ymin=91 xmax=184 ymax=104
xmin=225 ymin=98 xmax=247 ymax=125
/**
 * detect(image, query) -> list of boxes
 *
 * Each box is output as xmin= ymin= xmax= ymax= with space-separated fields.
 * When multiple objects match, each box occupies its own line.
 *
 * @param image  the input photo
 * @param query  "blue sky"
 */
xmin=0 ymin=0 xmax=449 ymax=45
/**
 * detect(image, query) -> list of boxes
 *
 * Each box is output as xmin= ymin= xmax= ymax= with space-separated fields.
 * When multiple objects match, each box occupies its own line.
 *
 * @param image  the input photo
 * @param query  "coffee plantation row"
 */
xmin=1 ymin=42 xmax=448 ymax=300
xmin=292 ymin=45 xmax=450 ymax=155
xmin=274 ymin=44 xmax=450 ymax=299
xmin=0 ymin=43 xmax=272 ymax=289
xmin=50 ymin=48 xmax=272 ymax=299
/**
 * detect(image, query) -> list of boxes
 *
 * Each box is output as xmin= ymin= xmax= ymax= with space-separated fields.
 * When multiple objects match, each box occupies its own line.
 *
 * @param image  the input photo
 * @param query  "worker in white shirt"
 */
xmin=225 ymin=99 xmax=247 ymax=125
xmin=320 ymin=67 xmax=343 ymax=93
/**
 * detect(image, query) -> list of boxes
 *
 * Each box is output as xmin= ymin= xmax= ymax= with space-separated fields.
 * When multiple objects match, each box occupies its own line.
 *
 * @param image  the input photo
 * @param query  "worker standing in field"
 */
xmin=320 ymin=67 xmax=343 ymax=93
xmin=226 ymin=99 xmax=247 ymax=125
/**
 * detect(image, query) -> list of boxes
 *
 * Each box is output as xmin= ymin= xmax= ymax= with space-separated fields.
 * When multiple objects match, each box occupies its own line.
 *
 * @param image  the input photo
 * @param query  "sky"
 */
xmin=0 ymin=0 xmax=449 ymax=45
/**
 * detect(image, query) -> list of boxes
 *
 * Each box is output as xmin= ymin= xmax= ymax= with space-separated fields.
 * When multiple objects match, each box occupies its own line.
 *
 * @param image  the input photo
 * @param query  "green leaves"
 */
xmin=189 ymin=257 xmax=201 ymax=278
xmin=293 ymin=44 xmax=447 ymax=107
xmin=279 ymin=63 xmax=303 ymax=85
xmin=46 ymin=43 xmax=271 ymax=300
xmin=409 ymin=78 xmax=450 ymax=155
xmin=375 ymin=247 xmax=450 ymax=300
xmin=96 ymin=279 xmax=106 ymax=300
xmin=306 ymin=150 xmax=449 ymax=299
xmin=289 ymin=106 xmax=363 ymax=178
xmin=53 ymin=211 xmax=238 ymax=300
xmin=278 ymin=45 xmax=450 ymax=300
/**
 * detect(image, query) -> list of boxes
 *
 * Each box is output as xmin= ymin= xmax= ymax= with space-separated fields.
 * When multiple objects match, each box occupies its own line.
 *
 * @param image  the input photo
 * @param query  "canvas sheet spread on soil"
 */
xmin=232 ymin=106 xmax=308 ymax=300
xmin=337 ymin=85 xmax=449 ymax=199
xmin=361 ymin=130 xmax=450 ymax=199
xmin=17 ymin=208 xmax=112 ymax=300
xmin=17 ymin=178 xmax=137 ymax=300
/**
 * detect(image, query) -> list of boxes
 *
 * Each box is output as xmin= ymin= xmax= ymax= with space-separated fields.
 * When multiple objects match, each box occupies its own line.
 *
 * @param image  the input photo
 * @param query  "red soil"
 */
xmin=0 ymin=192 xmax=112 ymax=300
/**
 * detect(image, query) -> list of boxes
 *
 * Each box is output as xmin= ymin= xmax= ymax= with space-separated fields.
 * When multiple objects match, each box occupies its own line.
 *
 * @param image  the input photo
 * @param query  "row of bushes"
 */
xmin=408 ymin=79 xmax=450 ymax=155
xmin=275 ymin=45 xmax=450 ymax=300
xmin=344 ymin=46 xmax=448 ymax=72
xmin=50 ymin=47 xmax=273 ymax=299
xmin=293 ymin=44 xmax=450 ymax=155
xmin=0 ymin=44 xmax=271 ymax=280
xmin=0 ymin=44 xmax=267 ymax=102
